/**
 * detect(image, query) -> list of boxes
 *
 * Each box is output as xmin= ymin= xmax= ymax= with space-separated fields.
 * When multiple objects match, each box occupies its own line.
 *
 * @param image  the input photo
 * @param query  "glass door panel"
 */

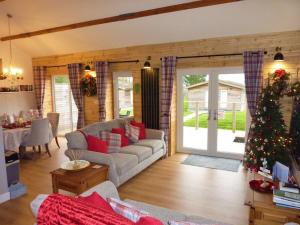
xmin=216 ymin=73 xmax=246 ymax=154
xmin=53 ymin=75 xmax=78 ymax=135
xmin=182 ymin=74 xmax=209 ymax=151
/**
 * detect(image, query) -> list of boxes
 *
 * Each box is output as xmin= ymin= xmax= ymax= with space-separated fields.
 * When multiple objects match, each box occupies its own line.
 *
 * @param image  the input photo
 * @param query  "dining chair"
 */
xmin=47 ymin=112 xmax=60 ymax=148
xmin=20 ymin=118 xmax=52 ymax=157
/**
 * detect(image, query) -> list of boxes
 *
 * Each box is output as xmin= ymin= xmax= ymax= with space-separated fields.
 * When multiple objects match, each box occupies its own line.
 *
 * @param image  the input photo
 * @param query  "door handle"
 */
xmin=213 ymin=110 xmax=218 ymax=120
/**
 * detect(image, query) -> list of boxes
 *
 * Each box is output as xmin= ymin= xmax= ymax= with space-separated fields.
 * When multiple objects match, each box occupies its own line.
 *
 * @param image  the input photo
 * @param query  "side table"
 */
xmin=50 ymin=162 xmax=108 ymax=195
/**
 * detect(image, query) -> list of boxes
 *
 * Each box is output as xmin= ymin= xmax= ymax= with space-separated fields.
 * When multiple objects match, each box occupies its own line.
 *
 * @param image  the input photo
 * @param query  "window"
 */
xmin=52 ymin=75 xmax=78 ymax=135
xmin=113 ymin=72 xmax=134 ymax=118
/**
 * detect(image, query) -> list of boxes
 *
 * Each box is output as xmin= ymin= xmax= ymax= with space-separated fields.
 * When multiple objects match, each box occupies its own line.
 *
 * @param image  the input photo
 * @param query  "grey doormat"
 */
xmin=182 ymin=155 xmax=241 ymax=172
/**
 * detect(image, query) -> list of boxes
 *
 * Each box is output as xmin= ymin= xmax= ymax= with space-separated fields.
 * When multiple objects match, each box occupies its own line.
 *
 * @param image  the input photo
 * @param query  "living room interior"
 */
xmin=0 ymin=0 xmax=300 ymax=225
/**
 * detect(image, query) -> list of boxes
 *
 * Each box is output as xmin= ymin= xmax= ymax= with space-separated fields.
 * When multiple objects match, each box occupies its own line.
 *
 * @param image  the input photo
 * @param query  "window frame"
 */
xmin=113 ymin=72 xmax=134 ymax=119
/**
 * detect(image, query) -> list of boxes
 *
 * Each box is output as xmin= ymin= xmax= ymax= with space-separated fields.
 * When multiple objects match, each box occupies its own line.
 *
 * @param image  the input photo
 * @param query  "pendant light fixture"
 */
xmin=1 ymin=14 xmax=23 ymax=81
xmin=143 ymin=56 xmax=151 ymax=69
xmin=274 ymin=47 xmax=284 ymax=62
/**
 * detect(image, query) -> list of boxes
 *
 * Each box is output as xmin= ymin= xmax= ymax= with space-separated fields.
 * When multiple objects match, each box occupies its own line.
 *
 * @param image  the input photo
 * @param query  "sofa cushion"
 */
xmin=110 ymin=153 xmax=139 ymax=176
xmin=124 ymin=199 xmax=186 ymax=225
xmin=121 ymin=145 xmax=152 ymax=163
xmin=134 ymin=139 xmax=164 ymax=154
xmin=125 ymin=123 xmax=140 ymax=143
xmin=100 ymin=131 xmax=121 ymax=153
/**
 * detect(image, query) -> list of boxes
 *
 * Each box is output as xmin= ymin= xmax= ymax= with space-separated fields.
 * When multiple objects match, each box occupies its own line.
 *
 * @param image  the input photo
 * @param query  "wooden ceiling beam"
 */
xmin=1 ymin=0 xmax=240 ymax=41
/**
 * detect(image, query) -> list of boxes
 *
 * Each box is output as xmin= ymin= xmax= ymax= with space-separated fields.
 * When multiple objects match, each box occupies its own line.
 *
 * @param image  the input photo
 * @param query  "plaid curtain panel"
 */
xmin=33 ymin=66 xmax=46 ymax=117
xmin=95 ymin=61 xmax=109 ymax=122
xmin=99 ymin=131 xmax=121 ymax=153
xmin=67 ymin=64 xmax=84 ymax=129
xmin=243 ymin=51 xmax=264 ymax=165
xmin=160 ymin=56 xmax=177 ymax=157
xmin=243 ymin=51 xmax=264 ymax=117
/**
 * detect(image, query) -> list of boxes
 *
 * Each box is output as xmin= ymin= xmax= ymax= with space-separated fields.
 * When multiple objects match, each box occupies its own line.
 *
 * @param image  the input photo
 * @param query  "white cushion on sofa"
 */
xmin=111 ymin=153 xmax=139 ymax=176
xmin=134 ymin=139 xmax=164 ymax=153
xmin=121 ymin=145 xmax=152 ymax=163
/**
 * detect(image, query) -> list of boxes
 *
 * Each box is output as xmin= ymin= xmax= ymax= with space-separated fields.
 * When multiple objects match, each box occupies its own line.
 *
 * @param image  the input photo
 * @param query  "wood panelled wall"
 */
xmin=33 ymin=30 xmax=300 ymax=156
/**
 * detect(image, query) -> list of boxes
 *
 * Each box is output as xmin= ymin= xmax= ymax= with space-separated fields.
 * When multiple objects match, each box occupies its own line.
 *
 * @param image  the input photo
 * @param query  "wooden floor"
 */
xmin=0 ymin=137 xmax=249 ymax=225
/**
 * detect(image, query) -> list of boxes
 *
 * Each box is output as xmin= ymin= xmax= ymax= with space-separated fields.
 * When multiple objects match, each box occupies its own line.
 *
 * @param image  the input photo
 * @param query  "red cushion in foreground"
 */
xmin=112 ymin=128 xmax=129 ymax=147
xmin=130 ymin=121 xmax=146 ymax=140
xmin=86 ymin=135 xmax=108 ymax=153
xmin=136 ymin=216 xmax=164 ymax=225
xmin=77 ymin=192 xmax=113 ymax=212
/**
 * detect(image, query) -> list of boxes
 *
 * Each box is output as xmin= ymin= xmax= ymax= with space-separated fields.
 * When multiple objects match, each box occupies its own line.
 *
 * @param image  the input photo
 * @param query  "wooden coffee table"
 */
xmin=50 ymin=162 xmax=108 ymax=195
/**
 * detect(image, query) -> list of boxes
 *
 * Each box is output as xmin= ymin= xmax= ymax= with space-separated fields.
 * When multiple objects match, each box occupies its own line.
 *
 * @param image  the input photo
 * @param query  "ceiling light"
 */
xmin=1 ymin=14 xmax=23 ymax=81
xmin=84 ymin=64 xmax=91 ymax=72
xmin=143 ymin=56 xmax=151 ymax=69
xmin=274 ymin=47 xmax=284 ymax=62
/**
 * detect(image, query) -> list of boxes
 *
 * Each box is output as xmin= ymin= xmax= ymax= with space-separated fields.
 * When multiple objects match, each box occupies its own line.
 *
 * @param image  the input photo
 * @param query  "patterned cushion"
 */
xmin=125 ymin=123 xmax=140 ymax=143
xmin=99 ymin=131 xmax=121 ymax=153
xmin=107 ymin=197 xmax=149 ymax=222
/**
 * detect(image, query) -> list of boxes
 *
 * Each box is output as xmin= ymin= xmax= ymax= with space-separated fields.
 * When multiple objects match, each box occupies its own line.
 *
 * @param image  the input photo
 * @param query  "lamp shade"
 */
xmin=84 ymin=64 xmax=91 ymax=71
xmin=143 ymin=61 xmax=151 ymax=69
xmin=274 ymin=52 xmax=284 ymax=61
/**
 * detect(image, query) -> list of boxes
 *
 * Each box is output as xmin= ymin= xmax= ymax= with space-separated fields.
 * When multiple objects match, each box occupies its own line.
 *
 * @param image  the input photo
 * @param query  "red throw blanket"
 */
xmin=37 ymin=194 xmax=135 ymax=225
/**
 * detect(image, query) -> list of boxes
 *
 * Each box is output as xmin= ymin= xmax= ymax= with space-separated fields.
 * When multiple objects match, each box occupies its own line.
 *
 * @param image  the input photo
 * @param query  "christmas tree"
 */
xmin=244 ymin=69 xmax=292 ymax=170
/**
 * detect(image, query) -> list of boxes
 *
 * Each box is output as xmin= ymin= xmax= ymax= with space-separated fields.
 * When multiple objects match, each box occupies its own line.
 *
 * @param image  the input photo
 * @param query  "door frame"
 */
xmin=176 ymin=67 xmax=247 ymax=160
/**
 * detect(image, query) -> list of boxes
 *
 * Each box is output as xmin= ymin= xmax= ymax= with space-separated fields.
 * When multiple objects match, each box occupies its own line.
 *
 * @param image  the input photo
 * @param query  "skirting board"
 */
xmin=0 ymin=192 xmax=10 ymax=204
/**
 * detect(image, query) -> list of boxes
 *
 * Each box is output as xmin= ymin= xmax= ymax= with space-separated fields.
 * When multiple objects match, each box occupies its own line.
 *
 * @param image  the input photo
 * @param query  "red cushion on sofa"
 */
xmin=86 ymin=135 xmax=108 ymax=153
xmin=130 ymin=121 xmax=145 ymax=140
xmin=77 ymin=192 xmax=113 ymax=212
xmin=112 ymin=128 xmax=129 ymax=147
xmin=136 ymin=216 xmax=164 ymax=225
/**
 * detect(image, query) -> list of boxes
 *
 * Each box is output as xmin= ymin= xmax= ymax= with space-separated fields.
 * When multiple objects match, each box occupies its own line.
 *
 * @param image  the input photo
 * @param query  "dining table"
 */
xmin=2 ymin=126 xmax=53 ymax=152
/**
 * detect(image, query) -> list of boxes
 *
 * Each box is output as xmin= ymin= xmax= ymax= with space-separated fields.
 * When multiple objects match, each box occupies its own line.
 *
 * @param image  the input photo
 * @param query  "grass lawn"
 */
xmin=120 ymin=107 xmax=133 ymax=116
xmin=184 ymin=111 xmax=246 ymax=130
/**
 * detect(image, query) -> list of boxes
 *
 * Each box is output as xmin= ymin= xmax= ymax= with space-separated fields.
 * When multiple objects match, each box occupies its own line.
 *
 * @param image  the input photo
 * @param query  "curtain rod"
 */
xmin=160 ymin=51 xmax=268 ymax=60
xmin=45 ymin=59 xmax=140 ymax=68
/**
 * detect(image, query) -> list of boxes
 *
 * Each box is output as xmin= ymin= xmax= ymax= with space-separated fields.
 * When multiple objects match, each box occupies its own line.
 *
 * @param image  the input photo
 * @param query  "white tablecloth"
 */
xmin=3 ymin=127 xmax=53 ymax=151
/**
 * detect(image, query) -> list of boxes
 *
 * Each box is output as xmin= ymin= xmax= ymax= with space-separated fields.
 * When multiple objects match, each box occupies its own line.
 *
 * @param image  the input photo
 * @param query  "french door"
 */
xmin=177 ymin=67 xmax=248 ymax=160
xmin=52 ymin=75 xmax=78 ymax=135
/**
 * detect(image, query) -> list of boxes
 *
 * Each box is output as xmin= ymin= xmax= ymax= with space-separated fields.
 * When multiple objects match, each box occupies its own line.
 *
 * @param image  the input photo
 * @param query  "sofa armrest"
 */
xmin=145 ymin=128 xmax=164 ymax=140
xmin=65 ymin=149 xmax=119 ymax=185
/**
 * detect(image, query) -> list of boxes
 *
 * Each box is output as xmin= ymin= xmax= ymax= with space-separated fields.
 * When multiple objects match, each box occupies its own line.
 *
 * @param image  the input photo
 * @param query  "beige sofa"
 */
xmin=65 ymin=119 xmax=166 ymax=187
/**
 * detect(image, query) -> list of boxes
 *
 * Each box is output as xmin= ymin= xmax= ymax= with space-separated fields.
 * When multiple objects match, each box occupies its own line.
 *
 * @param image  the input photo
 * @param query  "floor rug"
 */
xmin=182 ymin=155 xmax=241 ymax=172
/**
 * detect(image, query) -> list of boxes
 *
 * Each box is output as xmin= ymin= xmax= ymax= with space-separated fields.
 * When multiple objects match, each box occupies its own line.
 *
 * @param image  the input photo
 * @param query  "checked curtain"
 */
xmin=33 ymin=66 xmax=46 ymax=118
xmin=160 ymin=56 xmax=177 ymax=157
xmin=95 ymin=61 xmax=109 ymax=122
xmin=67 ymin=63 xmax=84 ymax=129
xmin=243 ymin=51 xmax=264 ymax=162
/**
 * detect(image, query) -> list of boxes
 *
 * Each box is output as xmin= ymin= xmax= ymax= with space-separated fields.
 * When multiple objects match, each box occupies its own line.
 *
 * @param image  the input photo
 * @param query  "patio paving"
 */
xmin=183 ymin=126 xmax=245 ymax=155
